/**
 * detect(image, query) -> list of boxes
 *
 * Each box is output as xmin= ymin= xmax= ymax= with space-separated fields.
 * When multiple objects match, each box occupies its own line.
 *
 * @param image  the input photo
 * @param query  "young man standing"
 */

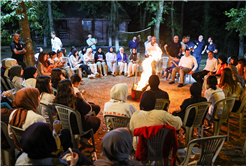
xmin=206 ymin=37 xmax=218 ymax=57
xmin=86 ymin=33 xmax=97 ymax=54
xmin=180 ymin=36 xmax=188 ymax=56
xmin=51 ymin=31 xmax=63 ymax=53
xmin=10 ymin=33 xmax=27 ymax=69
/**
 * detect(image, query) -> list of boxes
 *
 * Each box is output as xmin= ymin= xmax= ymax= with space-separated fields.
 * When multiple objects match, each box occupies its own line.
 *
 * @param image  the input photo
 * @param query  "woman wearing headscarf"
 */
xmin=106 ymin=46 xmax=117 ymax=77
xmin=127 ymin=48 xmax=139 ymax=77
xmin=94 ymin=128 xmax=141 ymax=165
xmin=94 ymin=47 xmax=107 ymax=76
xmin=8 ymin=65 xmax=23 ymax=89
xmin=4 ymin=58 xmax=18 ymax=78
xmin=130 ymin=91 xmax=182 ymax=150
xmin=22 ymin=66 xmax=38 ymax=88
xmin=15 ymin=122 xmax=92 ymax=165
xmin=148 ymin=75 xmax=169 ymax=110
xmin=79 ymin=46 xmax=87 ymax=61
xmin=84 ymin=47 xmax=99 ymax=76
xmin=2 ymin=58 xmax=17 ymax=90
xmin=173 ymin=83 xmax=207 ymax=127
xmin=104 ymin=83 xmax=137 ymax=118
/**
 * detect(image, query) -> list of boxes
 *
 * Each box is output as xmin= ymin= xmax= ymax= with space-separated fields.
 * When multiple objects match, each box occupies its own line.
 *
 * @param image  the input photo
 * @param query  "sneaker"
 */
xmin=88 ymin=75 xmax=94 ymax=79
xmin=169 ymin=81 xmax=175 ymax=84
xmin=178 ymin=83 xmax=184 ymax=87
xmin=104 ymin=74 xmax=107 ymax=77
xmin=113 ymin=74 xmax=116 ymax=77
xmin=127 ymin=75 xmax=131 ymax=78
xmin=100 ymin=74 xmax=103 ymax=77
xmin=95 ymin=72 xmax=99 ymax=76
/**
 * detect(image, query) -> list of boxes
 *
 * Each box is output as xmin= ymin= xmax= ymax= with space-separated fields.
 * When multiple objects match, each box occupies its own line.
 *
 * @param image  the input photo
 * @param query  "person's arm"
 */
xmin=189 ymin=57 xmax=198 ymax=74
xmin=39 ymin=63 xmax=51 ymax=76
xmin=58 ymin=38 xmax=63 ymax=48
xmin=128 ymin=41 xmax=131 ymax=48
xmin=213 ymin=59 xmax=218 ymax=73
xmin=11 ymin=43 xmax=26 ymax=54
xmin=201 ymin=42 xmax=207 ymax=54
xmin=164 ymin=44 xmax=169 ymax=55
xmin=161 ymin=111 xmax=182 ymax=130
xmin=70 ymin=56 xmax=80 ymax=66
xmin=91 ymin=38 xmax=97 ymax=44
xmin=213 ymin=44 xmax=218 ymax=53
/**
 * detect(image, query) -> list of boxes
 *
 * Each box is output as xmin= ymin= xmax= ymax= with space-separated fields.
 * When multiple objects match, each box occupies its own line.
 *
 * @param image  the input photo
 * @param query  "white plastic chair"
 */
xmin=1 ymin=121 xmax=16 ymax=165
xmin=181 ymin=135 xmax=227 ymax=166
xmin=36 ymin=103 xmax=55 ymax=126
xmin=104 ymin=115 xmax=130 ymax=132
xmin=7 ymin=78 xmax=22 ymax=91
xmin=68 ymin=57 xmax=82 ymax=75
xmin=157 ymin=56 xmax=169 ymax=76
xmin=1 ymin=76 xmax=10 ymax=91
xmin=10 ymin=125 xmax=25 ymax=149
xmin=54 ymin=104 xmax=96 ymax=151
xmin=51 ymin=87 xmax=57 ymax=96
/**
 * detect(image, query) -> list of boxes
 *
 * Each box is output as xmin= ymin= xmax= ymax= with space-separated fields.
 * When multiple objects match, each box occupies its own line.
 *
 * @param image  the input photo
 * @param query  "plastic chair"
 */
xmin=154 ymin=99 xmax=170 ymax=110
xmin=243 ymin=140 xmax=246 ymax=157
xmin=51 ymin=87 xmax=57 ymax=96
xmin=7 ymin=78 xmax=22 ymax=91
xmin=1 ymin=76 xmax=10 ymax=91
xmin=181 ymin=135 xmax=227 ymax=166
xmin=6 ymin=77 xmax=14 ymax=89
xmin=157 ymin=56 xmax=169 ymax=76
xmin=35 ymin=67 xmax=41 ymax=78
xmin=208 ymin=96 xmax=236 ymax=141
xmin=54 ymin=104 xmax=95 ymax=151
xmin=104 ymin=115 xmax=130 ymax=132
xmin=68 ymin=57 xmax=81 ymax=75
xmin=176 ymin=73 xmax=192 ymax=84
xmin=10 ymin=125 xmax=25 ymax=148
xmin=182 ymin=102 xmax=211 ymax=145
xmin=229 ymin=96 xmax=246 ymax=134
xmin=36 ymin=103 xmax=55 ymax=126
xmin=1 ymin=121 xmax=16 ymax=165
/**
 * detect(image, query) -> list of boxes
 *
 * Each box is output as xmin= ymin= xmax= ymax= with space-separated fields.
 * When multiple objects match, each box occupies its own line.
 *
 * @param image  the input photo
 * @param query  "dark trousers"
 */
xmin=17 ymin=61 xmax=26 ymax=69
xmin=61 ymin=148 xmax=93 ymax=165
xmin=59 ymin=129 xmax=73 ymax=152
xmin=192 ymin=70 xmax=209 ymax=85
xmin=79 ymin=64 xmax=91 ymax=75
xmin=82 ymin=116 xmax=101 ymax=140
xmin=89 ymin=103 xmax=100 ymax=115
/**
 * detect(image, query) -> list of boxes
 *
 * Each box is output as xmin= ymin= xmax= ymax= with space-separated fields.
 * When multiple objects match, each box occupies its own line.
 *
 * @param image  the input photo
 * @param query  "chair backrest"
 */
xmin=104 ymin=115 xmax=130 ymax=132
xmin=235 ymin=96 xmax=246 ymax=114
xmin=1 ymin=121 xmax=16 ymax=150
xmin=161 ymin=56 xmax=169 ymax=69
xmin=1 ymin=76 xmax=10 ymax=91
xmin=54 ymin=104 xmax=84 ymax=136
xmin=51 ymin=87 xmax=57 ymax=96
xmin=210 ymin=97 xmax=237 ymax=123
xmin=35 ymin=67 xmax=41 ymax=79
xmin=183 ymin=102 xmax=211 ymax=128
xmin=36 ymin=103 xmax=54 ymax=126
xmin=240 ymin=88 xmax=246 ymax=101
xmin=146 ymin=127 xmax=173 ymax=162
xmin=182 ymin=135 xmax=227 ymax=165
xmin=155 ymin=99 xmax=170 ymax=110
xmin=10 ymin=125 xmax=25 ymax=147
xmin=7 ymin=78 xmax=22 ymax=91
xmin=6 ymin=77 xmax=15 ymax=89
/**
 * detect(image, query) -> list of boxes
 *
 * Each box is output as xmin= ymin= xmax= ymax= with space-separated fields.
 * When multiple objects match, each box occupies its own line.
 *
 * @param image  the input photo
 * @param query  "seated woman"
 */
xmin=104 ymin=83 xmax=137 ymax=118
xmin=202 ymin=55 xmax=227 ymax=90
xmin=116 ymin=47 xmax=128 ymax=76
xmin=54 ymin=80 xmax=101 ymax=145
xmin=15 ymin=122 xmax=92 ymax=165
xmin=84 ymin=47 xmax=99 ymax=76
xmin=204 ymin=76 xmax=225 ymax=123
xmin=79 ymin=46 xmax=87 ymax=61
xmin=51 ymin=68 xmax=64 ymax=89
xmin=37 ymin=52 xmax=52 ymax=76
xmin=130 ymin=91 xmax=182 ymax=150
xmin=106 ymin=46 xmax=117 ymax=77
xmin=172 ymin=83 xmax=207 ymax=127
xmin=49 ymin=51 xmax=57 ymax=65
xmin=229 ymin=64 xmax=245 ymax=88
xmin=8 ymin=65 xmax=24 ymax=89
xmin=94 ymin=47 xmax=107 ymax=76
xmin=237 ymin=59 xmax=246 ymax=82
xmin=70 ymin=74 xmax=100 ymax=115
xmin=70 ymin=49 xmax=94 ymax=79
xmin=34 ymin=47 xmax=43 ymax=62
xmin=68 ymin=46 xmax=76 ymax=57
xmin=61 ymin=48 xmax=67 ymax=57
xmin=22 ymin=66 xmax=38 ymax=88
xmin=93 ymin=128 xmax=141 ymax=165
xmin=55 ymin=50 xmax=72 ymax=78
xmin=127 ymin=48 xmax=139 ymax=78
xmin=4 ymin=58 xmax=18 ymax=78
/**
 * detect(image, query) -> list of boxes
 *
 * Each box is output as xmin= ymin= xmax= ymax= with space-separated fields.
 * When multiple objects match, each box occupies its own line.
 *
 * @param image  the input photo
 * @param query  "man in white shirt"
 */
xmin=192 ymin=51 xmax=217 ymax=85
xmin=51 ymin=32 xmax=62 ymax=53
xmin=169 ymin=49 xmax=198 ymax=87
xmin=144 ymin=35 xmax=152 ymax=57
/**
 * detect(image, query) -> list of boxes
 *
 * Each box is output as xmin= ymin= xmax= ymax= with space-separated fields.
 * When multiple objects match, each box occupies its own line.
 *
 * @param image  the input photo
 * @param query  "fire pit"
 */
xmin=131 ymin=84 xmax=148 ymax=101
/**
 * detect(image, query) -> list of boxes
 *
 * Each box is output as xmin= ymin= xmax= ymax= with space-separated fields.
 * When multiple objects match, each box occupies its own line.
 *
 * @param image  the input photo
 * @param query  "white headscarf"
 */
xmin=4 ymin=59 xmax=17 ymax=77
xmin=110 ymin=83 xmax=128 ymax=103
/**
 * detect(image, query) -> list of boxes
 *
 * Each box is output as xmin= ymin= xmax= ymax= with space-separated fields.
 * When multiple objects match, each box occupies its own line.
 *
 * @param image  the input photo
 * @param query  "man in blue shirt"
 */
xmin=206 ymin=37 xmax=218 ymax=57
xmin=192 ymin=35 xmax=206 ymax=72
xmin=128 ymin=36 xmax=137 ymax=53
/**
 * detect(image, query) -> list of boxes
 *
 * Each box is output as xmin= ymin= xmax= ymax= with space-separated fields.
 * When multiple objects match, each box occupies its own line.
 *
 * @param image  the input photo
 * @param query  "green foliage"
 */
xmin=225 ymin=7 xmax=246 ymax=36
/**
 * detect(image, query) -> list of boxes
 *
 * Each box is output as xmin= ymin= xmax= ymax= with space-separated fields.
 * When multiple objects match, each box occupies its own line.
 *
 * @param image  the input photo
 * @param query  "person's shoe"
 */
xmin=127 ymin=75 xmax=131 ymax=78
xmin=178 ymin=83 xmax=184 ymax=87
xmin=119 ymin=73 xmax=122 ymax=76
xmin=104 ymin=74 xmax=107 ymax=77
xmin=169 ymin=81 xmax=175 ymax=84
xmin=88 ymin=75 xmax=94 ymax=79
xmin=95 ymin=72 xmax=99 ymax=76
xmin=113 ymin=74 xmax=116 ymax=77
xmin=125 ymin=73 xmax=128 ymax=76
xmin=100 ymin=74 xmax=103 ymax=77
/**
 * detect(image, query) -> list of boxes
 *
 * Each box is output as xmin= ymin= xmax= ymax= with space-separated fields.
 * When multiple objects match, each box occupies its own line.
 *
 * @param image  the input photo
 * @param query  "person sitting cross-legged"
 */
xmin=192 ymin=51 xmax=217 ymax=85
xmin=169 ymin=49 xmax=198 ymax=87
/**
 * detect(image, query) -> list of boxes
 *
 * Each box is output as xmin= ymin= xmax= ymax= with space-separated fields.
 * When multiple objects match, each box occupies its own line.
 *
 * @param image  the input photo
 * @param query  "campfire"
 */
xmin=131 ymin=48 xmax=162 ymax=101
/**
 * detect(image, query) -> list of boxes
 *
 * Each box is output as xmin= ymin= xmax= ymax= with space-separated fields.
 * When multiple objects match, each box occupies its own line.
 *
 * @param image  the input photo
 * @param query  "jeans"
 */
xmin=79 ymin=64 xmax=91 ymax=75
xmin=193 ymin=53 xmax=201 ymax=72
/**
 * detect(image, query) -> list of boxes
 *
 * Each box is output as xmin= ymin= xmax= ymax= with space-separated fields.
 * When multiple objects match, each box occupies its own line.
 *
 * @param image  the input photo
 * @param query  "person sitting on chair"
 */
xmin=127 ymin=48 xmax=139 ymax=78
xmin=116 ymin=47 xmax=128 ymax=76
xmin=169 ymin=49 xmax=198 ymax=87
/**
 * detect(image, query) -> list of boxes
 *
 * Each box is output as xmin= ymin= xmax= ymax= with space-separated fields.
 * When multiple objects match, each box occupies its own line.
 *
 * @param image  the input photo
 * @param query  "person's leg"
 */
xmin=93 ymin=64 xmax=98 ymax=73
xmin=151 ymin=60 xmax=157 ymax=75
xmin=90 ymin=103 xmax=100 ymax=115
xmin=180 ymin=68 xmax=191 ymax=84
xmin=118 ymin=62 xmax=123 ymax=74
xmin=82 ymin=116 xmax=101 ymax=140
xmin=58 ymin=129 xmax=73 ymax=152
xmin=202 ymin=75 xmax=209 ymax=90
xmin=112 ymin=63 xmax=116 ymax=75
xmin=96 ymin=62 xmax=102 ymax=74
xmin=79 ymin=65 xmax=91 ymax=75
xmin=192 ymin=70 xmax=209 ymax=85
xmin=194 ymin=54 xmax=202 ymax=72
xmin=102 ymin=62 xmax=107 ymax=75
xmin=171 ymin=67 xmax=179 ymax=82
xmin=133 ymin=64 xmax=138 ymax=75
xmin=107 ymin=62 xmax=113 ymax=74
xmin=124 ymin=63 xmax=128 ymax=75
xmin=128 ymin=62 xmax=132 ymax=75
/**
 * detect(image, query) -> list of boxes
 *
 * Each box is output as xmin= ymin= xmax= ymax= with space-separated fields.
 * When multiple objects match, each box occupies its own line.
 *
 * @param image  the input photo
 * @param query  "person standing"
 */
xmin=180 ymin=36 xmax=188 ymax=56
xmin=86 ymin=33 xmax=97 ymax=54
xmin=144 ymin=35 xmax=152 ymax=57
xmin=51 ymin=32 xmax=62 ymax=53
xmin=164 ymin=35 xmax=181 ymax=67
xmin=128 ymin=36 xmax=138 ymax=54
xmin=206 ymin=37 xmax=218 ymax=57
xmin=137 ymin=35 xmax=141 ymax=53
xmin=192 ymin=35 xmax=207 ymax=72
xmin=10 ymin=33 xmax=27 ymax=69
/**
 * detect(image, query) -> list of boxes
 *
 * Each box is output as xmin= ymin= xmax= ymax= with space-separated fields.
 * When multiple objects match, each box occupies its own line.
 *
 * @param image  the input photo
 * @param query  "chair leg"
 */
xmin=214 ymin=122 xmax=221 ymax=136
xmin=185 ymin=127 xmax=192 ymax=146
xmin=239 ymin=113 xmax=243 ymax=134
xmin=227 ymin=120 xmax=230 ymax=141
xmin=90 ymin=130 xmax=96 ymax=152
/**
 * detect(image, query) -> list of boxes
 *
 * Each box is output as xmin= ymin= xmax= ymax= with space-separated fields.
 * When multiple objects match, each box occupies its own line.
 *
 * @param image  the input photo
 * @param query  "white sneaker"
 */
xmin=88 ymin=75 xmax=94 ymax=79
xmin=95 ymin=72 xmax=99 ymax=76
xmin=104 ymin=74 xmax=107 ymax=77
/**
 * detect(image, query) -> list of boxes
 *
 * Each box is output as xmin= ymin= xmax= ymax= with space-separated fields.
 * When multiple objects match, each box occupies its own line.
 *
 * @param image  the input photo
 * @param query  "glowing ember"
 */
xmin=136 ymin=48 xmax=162 ymax=90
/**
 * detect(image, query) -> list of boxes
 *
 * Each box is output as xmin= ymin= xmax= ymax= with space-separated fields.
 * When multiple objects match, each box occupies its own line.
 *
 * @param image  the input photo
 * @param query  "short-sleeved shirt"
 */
xmin=51 ymin=37 xmax=62 ymax=52
xmin=193 ymin=40 xmax=206 ymax=55
xmin=207 ymin=43 xmax=217 ymax=56
xmin=166 ymin=41 xmax=181 ymax=57
xmin=86 ymin=38 xmax=97 ymax=50
xmin=10 ymin=41 xmax=25 ymax=62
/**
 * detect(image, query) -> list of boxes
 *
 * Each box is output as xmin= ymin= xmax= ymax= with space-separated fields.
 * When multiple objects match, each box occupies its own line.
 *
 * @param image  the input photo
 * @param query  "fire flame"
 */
xmin=136 ymin=48 xmax=162 ymax=90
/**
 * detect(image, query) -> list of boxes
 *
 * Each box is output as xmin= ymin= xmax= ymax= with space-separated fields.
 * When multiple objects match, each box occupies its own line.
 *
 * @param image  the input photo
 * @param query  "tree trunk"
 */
xmin=109 ymin=1 xmax=113 ymax=46
xmin=48 ymin=0 xmax=54 ymax=33
xmin=139 ymin=5 xmax=143 ymax=29
xmin=114 ymin=1 xmax=119 ymax=52
xmin=17 ymin=2 xmax=35 ymax=67
xmin=203 ymin=1 xmax=210 ymax=39
xmin=43 ymin=26 xmax=48 ymax=47
xmin=154 ymin=1 xmax=164 ymax=44
xmin=143 ymin=9 xmax=147 ymax=28
xmin=180 ymin=1 xmax=184 ymax=36
xmin=239 ymin=36 xmax=244 ymax=57
xmin=171 ymin=0 xmax=174 ymax=37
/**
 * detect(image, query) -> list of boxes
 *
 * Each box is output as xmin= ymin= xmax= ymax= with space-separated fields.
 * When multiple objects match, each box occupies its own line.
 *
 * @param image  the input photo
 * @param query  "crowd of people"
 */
xmin=1 ymin=31 xmax=246 ymax=165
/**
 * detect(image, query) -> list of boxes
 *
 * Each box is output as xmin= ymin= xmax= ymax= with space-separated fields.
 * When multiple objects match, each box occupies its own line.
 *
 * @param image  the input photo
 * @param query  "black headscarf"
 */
xmin=23 ymin=66 xmax=37 ymax=80
xmin=140 ymin=91 xmax=156 ymax=111
xmin=190 ymin=82 xmax=202 ymax=103
xmin=20 ymin=122 xmax=57 ymax=159
xmin=8 ymin=65 xmax=22 ymax=81
xmin=149 ymin=75 xmax=160 ymax=91
xmin=81 ymin=46 xmax=87 ymax=55
xmin=72 ymin=49 xmax=78 ymax=57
